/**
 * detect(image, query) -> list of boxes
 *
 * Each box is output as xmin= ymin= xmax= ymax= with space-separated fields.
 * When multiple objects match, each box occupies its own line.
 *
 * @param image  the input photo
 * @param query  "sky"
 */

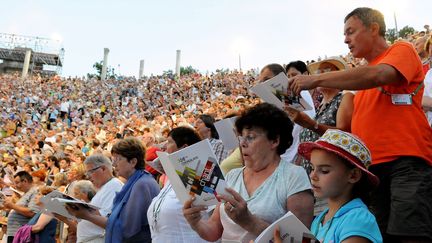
xmin=1 ymin=0 xmax=430 ymax=77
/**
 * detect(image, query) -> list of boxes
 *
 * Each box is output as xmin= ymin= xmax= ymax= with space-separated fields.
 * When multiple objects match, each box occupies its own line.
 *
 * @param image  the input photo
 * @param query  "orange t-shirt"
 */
xmin=352 ymin=42 xmax=432 ymax=166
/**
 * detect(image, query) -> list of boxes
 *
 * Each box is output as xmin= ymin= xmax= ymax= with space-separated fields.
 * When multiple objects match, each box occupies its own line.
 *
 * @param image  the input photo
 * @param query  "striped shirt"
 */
xmin=7 ymin=187 xmax=40 ymax=237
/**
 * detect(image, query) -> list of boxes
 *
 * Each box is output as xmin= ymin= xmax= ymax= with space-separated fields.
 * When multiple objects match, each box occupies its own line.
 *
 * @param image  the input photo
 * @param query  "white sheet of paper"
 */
xmin=255 ymin=211 xmax=317 ymax=243
xmin=250 ymin=72 xmax=312 ymax=111
xmin=41 ymin=190 xmax=99 ymax=220
xmin=214 ymin=117 xmax=238 ymax=151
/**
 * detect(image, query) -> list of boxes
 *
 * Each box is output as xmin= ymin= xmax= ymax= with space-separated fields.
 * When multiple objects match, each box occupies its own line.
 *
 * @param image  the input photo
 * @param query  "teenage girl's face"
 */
xmin=286 ymin=67 xmax=302 ymax=79
xmin=309 ymin=149 xmax=354 ymax=200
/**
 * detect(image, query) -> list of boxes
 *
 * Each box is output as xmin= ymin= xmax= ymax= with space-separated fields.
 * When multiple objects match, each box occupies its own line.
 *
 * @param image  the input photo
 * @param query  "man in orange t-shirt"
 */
xmin=289 ymin=7 xmax=432 ymax=242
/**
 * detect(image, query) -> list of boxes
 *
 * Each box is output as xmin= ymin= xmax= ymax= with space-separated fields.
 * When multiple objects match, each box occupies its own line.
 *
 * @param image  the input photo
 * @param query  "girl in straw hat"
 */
xmin=274 ymin=129 xmax=382 ymax=243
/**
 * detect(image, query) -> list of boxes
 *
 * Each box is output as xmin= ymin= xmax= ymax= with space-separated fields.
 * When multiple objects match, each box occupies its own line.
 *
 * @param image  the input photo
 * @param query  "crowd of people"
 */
xmin=0 ymin=6 xmax=431 ymax=243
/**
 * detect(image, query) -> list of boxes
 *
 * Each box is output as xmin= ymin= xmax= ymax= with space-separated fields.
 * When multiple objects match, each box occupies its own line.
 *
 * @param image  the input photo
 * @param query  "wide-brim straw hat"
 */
xmin=308 ymin=57 xmax=348 ymax=74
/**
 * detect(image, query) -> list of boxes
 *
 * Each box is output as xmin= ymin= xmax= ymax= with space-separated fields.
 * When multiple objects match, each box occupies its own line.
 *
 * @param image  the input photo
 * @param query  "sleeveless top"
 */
xmin=299 ymin=92 xmax=343 ymax=174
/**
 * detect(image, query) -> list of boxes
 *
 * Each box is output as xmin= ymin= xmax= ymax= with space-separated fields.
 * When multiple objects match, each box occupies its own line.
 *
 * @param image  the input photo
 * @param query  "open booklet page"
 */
xmin=157 ymin=139 xmax=227 ymax=206
xmin=9 ymin=187 xmax=24 ymax=196
xmin=250 ymin=72 xmax=312 ymax=111
xmin=146 ymin=157 xmax=165 ymax=174
xmin=214 ymin=117 xmax=238 ymax=151
xmin=41 ymin=190 xmax=99 ymax=220
xmin=255 ymin=211 xmax=317 ymax=243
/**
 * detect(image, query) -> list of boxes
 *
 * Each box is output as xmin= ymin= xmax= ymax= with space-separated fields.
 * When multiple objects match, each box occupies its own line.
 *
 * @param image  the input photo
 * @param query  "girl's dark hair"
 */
xmin=48 ymin=155 xmax=60 ymax=168
xmin=262 ymin=63 xmax=285 ymax=76
xmin=198 ymin=114 xmax=219 ymax=139
xmin=235 ymin=103 xmax=293 ymax=155
xmin=168 ymin=126 xmax=201 ymax=148
xmin=341 ymin=158 xmax=371 ymax=205
xmin=285 ymin=61 xmax=309 ymax=74
xmin=37 ymin=141 xmax=44 ymax=149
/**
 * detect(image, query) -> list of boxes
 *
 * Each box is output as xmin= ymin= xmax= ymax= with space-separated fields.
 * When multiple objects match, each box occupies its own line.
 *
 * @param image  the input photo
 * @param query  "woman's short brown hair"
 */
xmin=111 ymin=137 xmax=145 ymax=170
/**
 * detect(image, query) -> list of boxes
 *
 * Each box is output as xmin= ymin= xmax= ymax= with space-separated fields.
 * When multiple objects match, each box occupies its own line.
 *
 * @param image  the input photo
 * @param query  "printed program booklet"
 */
xmin=41 ymin=190 xmax=100 ymax=220
xmin=156 ymin=139 xmax=227 ymax=206
xmin=250 ymin=72 xmax=312 ymax=111
xmin=146 ymin=157 xmax=165 ymax=174
xmin=214 ymin=117 xmax=238 ymax=151
xmin=255 ymin=211 xmax=317 ymax=243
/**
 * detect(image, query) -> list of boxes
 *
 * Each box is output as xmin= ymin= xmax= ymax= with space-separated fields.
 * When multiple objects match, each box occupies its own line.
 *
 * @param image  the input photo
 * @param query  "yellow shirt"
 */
xmin=220 ymin=147 xmax=243 ymax=175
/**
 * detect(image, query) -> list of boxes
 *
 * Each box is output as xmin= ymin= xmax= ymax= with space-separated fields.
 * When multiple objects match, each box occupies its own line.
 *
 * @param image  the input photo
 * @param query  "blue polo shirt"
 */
xmin=311 ymin=198 xmax=382 ymax=243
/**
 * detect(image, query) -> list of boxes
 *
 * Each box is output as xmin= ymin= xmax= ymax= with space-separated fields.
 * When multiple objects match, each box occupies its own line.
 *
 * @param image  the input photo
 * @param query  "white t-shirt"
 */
xmin=60 ymin=101 xmax=70 ymax=113
xmin=77 ymin=177 xmax=123 ymax=243
xmin=281 ymin=90 xmax=316 ymax=163
xmin=220 ymin=159 xmax=311 ymax=242
xmin=423 ymin=69 xmax=432 ymax=125
xmin=147 ymin=183 xmax=214 ymax=243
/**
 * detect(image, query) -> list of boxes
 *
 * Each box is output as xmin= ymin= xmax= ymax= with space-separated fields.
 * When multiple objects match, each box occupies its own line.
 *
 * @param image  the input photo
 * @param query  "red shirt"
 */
xmin=145 ymin=146 xmax=161 ymax=175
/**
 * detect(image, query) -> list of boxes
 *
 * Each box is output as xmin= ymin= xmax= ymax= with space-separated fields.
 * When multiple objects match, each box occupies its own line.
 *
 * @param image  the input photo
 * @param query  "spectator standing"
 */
xmin=289 ymin=7 xmax=432 ymax=242
xmin=195 ymin=114 xmax=228 ymax=163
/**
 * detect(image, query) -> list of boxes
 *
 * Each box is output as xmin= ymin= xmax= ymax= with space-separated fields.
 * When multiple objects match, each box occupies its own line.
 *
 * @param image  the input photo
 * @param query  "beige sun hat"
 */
xmin=308 ymin=57 xmax=348 ymax=74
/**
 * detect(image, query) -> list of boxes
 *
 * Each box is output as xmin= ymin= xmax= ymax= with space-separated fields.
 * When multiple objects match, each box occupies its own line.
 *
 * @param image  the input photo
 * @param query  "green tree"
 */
xmin=87 ymin=61 xmax=116 ymax=80
xmin=180 ymin=66 xmax=198 ymax=76
xmin=163 ymin=69 xmax=174 ymax=76
xmin=386 ymin=28 xmax=398 ymax=43
xmin=398 ymin=25 xmax=415 ymax=39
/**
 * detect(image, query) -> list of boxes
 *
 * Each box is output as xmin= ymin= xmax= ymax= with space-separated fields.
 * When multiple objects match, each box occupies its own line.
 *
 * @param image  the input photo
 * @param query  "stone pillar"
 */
xmin=175 ymin=50 xmax=181 ymax=77
xmin=21 ymin=49 xmax=32 ymax=79
xmin=101 ymin=48 xmax=109 ymax=80
xmin=139 ymin=59 xmax=145 ymax=79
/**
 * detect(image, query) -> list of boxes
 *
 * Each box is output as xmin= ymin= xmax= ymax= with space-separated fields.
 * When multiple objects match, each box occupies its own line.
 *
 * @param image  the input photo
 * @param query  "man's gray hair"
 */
xmin=84 ymin=154 xmax=113 ymax=172
xmin=344 ymin=7 xmax=386 ymax=37
xmin=73 ymin=180 xmax=96 ymax=201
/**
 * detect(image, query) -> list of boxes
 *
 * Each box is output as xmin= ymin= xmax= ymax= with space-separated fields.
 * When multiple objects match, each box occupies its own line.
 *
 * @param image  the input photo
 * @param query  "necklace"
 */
xmin=151 ymin=183 xmax=172 ymax=232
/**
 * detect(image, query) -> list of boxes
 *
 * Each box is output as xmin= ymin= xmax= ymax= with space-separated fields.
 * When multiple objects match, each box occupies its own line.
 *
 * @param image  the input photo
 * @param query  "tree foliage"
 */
xmin=398 ymin=25 xmax=415 ymax=39
xmin=180 ymin=66 xmax=198 ymax=76
xmin=386 ymin=26 xmax=416 ymax=44
xmin=163 ymin=66 xmax=198 ymax=78
xmin=385 ymin=28 xmax=398 ymax=44
xmin=87 ymin=61 xmax=116 ymax=80
xmin=163 ymin=69 xmax=174 ymax=76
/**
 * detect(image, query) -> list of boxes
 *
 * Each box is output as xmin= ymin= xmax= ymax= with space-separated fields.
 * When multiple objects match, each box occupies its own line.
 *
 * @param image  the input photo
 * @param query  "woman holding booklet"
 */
xmin=285 ymin=57 xmax=354 ymax=216
xmin=147 ymin=126 xmax=215 ymax=243
xmin=67 ymin=138 xmax=160 ymax=243
xmin=55 ymin=180 xmax=96 ymax=243
xmin=285 ymin=57 xmax=354 ymax=175
xmin=183 ymin=103 xmax=314 ymax=242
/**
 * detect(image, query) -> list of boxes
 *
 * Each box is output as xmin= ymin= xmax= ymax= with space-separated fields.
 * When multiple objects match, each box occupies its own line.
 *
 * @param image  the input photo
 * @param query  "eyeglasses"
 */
xmin=85 ymin=166 xmax=102 ymax=176
xmin=238 ymin=133 xmax=264 ymax=145
xmin=112 ymin=155 xmax=126 ymax=164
